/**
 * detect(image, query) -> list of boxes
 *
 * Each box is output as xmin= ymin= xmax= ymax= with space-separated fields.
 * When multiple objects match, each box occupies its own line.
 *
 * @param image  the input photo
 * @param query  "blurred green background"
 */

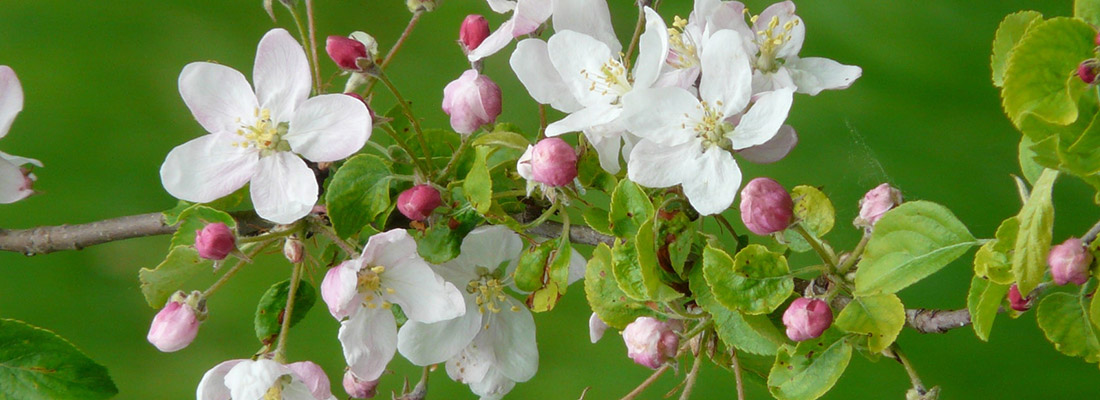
xmin=0 ymin=0 xmax=1097 ymax=398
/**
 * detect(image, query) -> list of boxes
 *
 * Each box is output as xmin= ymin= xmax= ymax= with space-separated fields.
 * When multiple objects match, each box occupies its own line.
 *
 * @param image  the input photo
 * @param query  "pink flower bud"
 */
xmin=343 ymin=370 xmax=379 ymax=399
xmin=1095 ymin=32 xmax=1100 ymax=46
xmin=287 ymin=361 xmax=334 ymax=400
xmin=1008 ymin=284 xmax=1031 ymax=312
xmin=589 ymin=313 xmax=609 ymax=343
xmin=442 ymin=70 xmax=502 ymax=134
xmin=1079 ymin=60 xmax=1098 ymax=85
xmin=739 ymin=177 xmax=793 ymax=235
xmin=622 ymin=317 xmax=679 ymax=369
xmin=855 ymin=183 xmax=903 ymax=230
xmin=195 ymin=222 xmax=235 ymax=260
xmin=147 ymin=291 xmax=205 ymax=352
xmin=397 ymin=185 xmax=442 ymax=221
xmin=530 ymin=138 xmax=578 ymax=187
xmin=284 ymin=237 xmax=305 ymax=264
xmin=327 ymin=35 xmax=368 ymax=71
xmin=460 ymin=15 xmax=491 ymax=52
xmin=782 ymin=297 xmax=832 ymax=342
xmin=1048 ymin=237 xmax=1092 ymax=285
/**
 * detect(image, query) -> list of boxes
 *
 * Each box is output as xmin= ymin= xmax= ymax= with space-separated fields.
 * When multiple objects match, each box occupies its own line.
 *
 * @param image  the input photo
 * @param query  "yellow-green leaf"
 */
xmin=138 ymin=246 xmax=208 ymax=308
xmin=1037 ymin=291 xmax=1100 ymax=363
xmin=703 ymin=245 xmax=793 ymax=315
xmin=1012 ymin=169 xmax=1058 ymax=295
xmin=584 ymin=244 xmax=655 ymax=329
xmin=991 ymin=11 xmax=1043 ymax=87
xmin=767 ymin=329 xmax=852 ymax=400
xmin=966 ymin=275 xmax=1010 ymax=342
xmin=1002 ymin=17 xmax=1096 ymax=127
xmin=834 ymin=294 xmax=905 ymax=353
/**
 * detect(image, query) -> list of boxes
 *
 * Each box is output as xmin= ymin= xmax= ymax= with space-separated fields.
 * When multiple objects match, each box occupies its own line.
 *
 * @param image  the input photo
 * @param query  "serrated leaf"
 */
xmin=577 ymin=146 xmax=617 ymax=193
xmin=582 ymin=207 xmax=613 ymax=236
xmin=162 ymin=201 xmax=192 ymax=226
xmin=767 ymin=329 xmax=852 ymax=400
xmin=973 ymin=217 xmax=1018 ymax=285
xmin=514 ymin=239 xmax=554 ymax=292
xmin=1012 ymin=169 xmax=1058 ymax=296
xmin=1002 ymin=17 xmax=1096 ymax=127
xmin=326 ymin=154 xmax=394 ymax=238
xmin=549 ymin=239 xmax=573 ymax=294
xmin=967 ymin=275 xmax=1010 ymax=342
xmin=471 ymin=130 xmax=529 ymax=151
xmin=169 ymin=205 xmax=237 ymax=250
xmin=791 ymin=185 xmax=835 ymax=237
xmin=254 ymin=279 xmax=317 ymax=344
xmin=464 ymin=146 xmax=492 ymax=215
xmin=1019 ymin=136 xmax=1045 ymax=185
xmin=1091 ymin=286 xmax=1100 ymax=330
xmin=689 ymin=266 xmax=785 ymax=355
xmin=1077 ymin=0 xmax=1100 ymax=26
xmin=834 ymin=294 xmax=905 ymax=353
xmin=1037 ymin=291 xmax=1100 ymax=363
xmin=415 ymin=207 xmax=482 ymax=264
xmin=611 ymin=233 xmax=681 ymax=302
xmin=0 ymin=319 xmax=118 ymax=399
xmin=703 ymin=245 xmax=793 ymax=315
xmin=139 ymin=246 xmax=208 ymax=308
xmin=609 ymin=179 xmax=654 ymax=238
xmin=584 ymin=243 xmax=655 ymax=329
xmin=854 ymin=201 xmax=977 ymax=296
xmin=992 ymin=11 xmax=1043 ymax=87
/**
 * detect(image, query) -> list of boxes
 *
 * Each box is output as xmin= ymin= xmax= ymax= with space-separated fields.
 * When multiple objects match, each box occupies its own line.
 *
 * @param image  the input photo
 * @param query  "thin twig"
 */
xmin=274 ymin=261 xmax=305 ymax=362
xmin=304 ymin=0 xmax=322 ymax=93
xmin=202 ymin=242 xmax=274 ymax=298
xmin=620 ymin=364 xmax=670 ymax=400
xmin=793 ymin=224 xmax=837 ymax=267
xmin=889 ymin=344 xmax=926 ymax=393
xmin=377 ymin=72 xmax=434 ymax=173
xmin=678 ymin=337 xmax=705 ymax=400
xmin=363 ymin=11 xmax=424 ymax=95
xmin=731 ymin=348 xmax=745 ymax=400
xmin=836 ymin=233 xmax=870 ymax=274
xmin=623 ymin=4 xmax=647 ymax=71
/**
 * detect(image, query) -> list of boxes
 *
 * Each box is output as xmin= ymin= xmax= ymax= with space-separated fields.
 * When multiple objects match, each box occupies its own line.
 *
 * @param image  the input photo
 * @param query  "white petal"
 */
xmin=0 ymin=66 xmax=23 ymax=139
xmin=446 ymin=330 xmax=494 ymax=385
xmin=585 ymin=131 xmax=622 ymax=174
xmin=513 ymin=0 xmax=553 ymax=34
xmin=224 ymin=359 xmax=292 ymax=400
xmin=397 ymin=296 xmax=483 ymax=365
xmin=361 ymin=229 xmax=418 ymax=274
xmin=737 ymin=124 xmax=797 ymax=164
xmin=551 ymin=0 xmax=620 ymax=55
xmin=510 ymin=39 xmax=582 ymax=113
xmin=285 ymin=361 xmax=335 ymax=400
xmin=195 ymin=359 xmax=242 ymax=400
xmin=178 ymin=62 xmax=258 ymax=135
xmin=0 ymin=158 xmax=31 ymax=204
xmin=626 ymin=139 xmax=700 ymax=189
xmin=544 ymin=104 xmax=620 ymax=137
xmin=321 ymin=260 xmax=362 ymax=320
xmin=468 ymin=368 xmax=516 ymax=400
xmin=487 ymin=0 xmax=516 ymax=13
xmin=620 ymin=87 xmax=700 ymax=145
xmin=468 ymin=19 xmax=518 ymax=62
xmin=632 ymin=7 xmax=669 ymax=90
xmin=488 ymin=300 xmax=538 ymax=382
xmin=655 ymin=67 xmax=701 ymax=92
xmin=286 ymin=94 xmax=371 ymax=162
xmin=340 ymin=307 xmax=398 ymax=381
xmin=447 ymin=226 xmax=524 ymax=275
xmin=700 ymin=29 xmax=752 ymax=116
xmin=547 ymin=31 xmax=617 ymax=106
xmin=752 ymin=68 xmax=795 ymax=94
xmin=382 ymin=256 xmax=466 ymax=323
xmin=516 ymin=145 xmax=534 ymax=181
xmin=250 ymin=152 xmax=317 ymax=224
xmin=692 ymin=0 xmax=720 ymax=19
xmin=729 ymin=87 xmax=794 ymax=150
xmin=707 ymin=2 xmax=752 ymax=37
xmin=0 ymin=151 xmax=42 ymax=168
xmin=254 ymin=29 xmax=311 ymax=122
xmin=160 ymin=133 xmax=258 ymax=203
xmin=757 ymin=1 xmax=804 ymax=59
xmin=785 ymin=57 xmax=862 ymax=95
xmin=589 ymin=313 xmax=609 ymax=343
xmin=682 ymin=149 xmax=741 ymax=215
xmin=567 ymin=246 xmax=587 ymax=285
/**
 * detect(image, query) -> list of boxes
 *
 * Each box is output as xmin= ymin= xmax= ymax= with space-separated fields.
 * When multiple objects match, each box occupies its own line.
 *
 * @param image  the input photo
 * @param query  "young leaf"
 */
xmin=611 ymin=232 xmax=681 ymax=303
xmin=415 ymin=207 xmax=483 ymax=264
xmin=1002 ymin=17 xmax=1096 ymax=128
xmin=169 ymin=204 xmax=237 ymax=250
xmin=689 ymin=266 xmax=786 ymax=355
xmin=1019 ymin=136 xmax=1044 ymax=185
xmin=1077 ymin=0 xmax=1100 ymax=26
xmin=254 ymin=279 xmax=317 ymax=344
xmin=514 ymin=239 xmax=554 ymax=292
xmin=528 ymin=281 xmax=561 ymax=313
xmin=471 ymin=130 xmax=529 ymax=151
xmin=834 ymin=293 xmax=905 ymax=353
xmin=967 ymin=275 xmax=1010 ymax=342
xmin=548 ymin=239 xmax=573 ymax=294
xmin=0 ymin=319 xmax=118 ymax=399
xmin=767 ymin=329 xmax=853 ymax=400
xmin=1037 ymin=291 xmax=1100 ymax=363
xmin=1012 ymin=169 xmax=1058 ymax=296
xmin=854 ymin=201 xmax=977 ymax=296
xmin=609 ymin=179 xmax=654 ymax=238
xmin=991 ymin=11 xmax=1043 ymax=87
xmin=973 ymin=216 xmax=1018 ymax=285
xmin=326 ymin=154 xmax=394 ymax=238
xmin=582 ymin=207 xmax=613 ymax=236
xmin=584 ymin=243 xmax=655 ymax=329
xmin=577 ymin=145 xmax=617 ymax=194
xmin=139 ymin=246 xmax=208 ymax=308
xmin=464 ymin=145 xmax=493 ymax=215
xmin=703 ymin=245 xmax=793 ymax=315
xmin=781 ymin=186 xmax=835 ymax=253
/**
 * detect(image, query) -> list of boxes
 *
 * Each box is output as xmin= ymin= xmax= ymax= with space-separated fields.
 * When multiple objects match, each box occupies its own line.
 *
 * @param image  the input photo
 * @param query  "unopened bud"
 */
xmin=327 ymin=33 xmax=377 ymax=72
xmin=407 ymin=0 xmax=440 ymax=13
xmin=286 ymin=361 xmax=334 ymax=400
xmin=739 ymin=177 xmax=793 ymax=235
xmin=622 ymin=317 xmax=679 ymax=369
xmin=459 ymin=15 xmax=490 ymax=52
xmin=529 ymin=138 xmax=577 ymax=187
xmin=1079 ymin=60 xmax=1099 ymax=85
xmin=147 ymin=291 xmax=206 ymax=352
xmin=397 ymin=185 xmax=442 ymax=221
xmin=343 ymin=370 xmax=379 ymax=399
xmin=284 ymin=237 xmax=305 ymax=264
xmin=1095 ymin=31 xmax=1100 ymax=46
xmin=441 ymin=70 xmax=502 ymax=134
xmin=1049 ymin=237 xmax=1092 ymax=285
xmin=782 ymin=297 xmax=832 ymax=342
xmin=855 ymin=183 xmax=903 ymax=230
xmin=195 ymin=222 xmax=235 ymax=260
xmin=1008 ymin=284 xmax=1032 ymax=312
xmin=589 ymin=313 xmax=609 ymax=343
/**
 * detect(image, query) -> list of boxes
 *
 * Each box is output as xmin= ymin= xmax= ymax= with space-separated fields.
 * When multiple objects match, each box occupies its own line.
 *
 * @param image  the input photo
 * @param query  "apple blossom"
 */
xmin=320 ymin=229 xmax=465 ymax=381
xmin=147 ymin=290 xmax=206 ymax=352
xmin=782 ymin=297 xmax=832 ymax=341
xmin=0 ymin=66 xmax=43 ymax=204
xmin=195 ymin=222 xmax=235 ymax=261
xmin=467 ymin=0 xmax=552 ymax=61
xmin=442 ymin=70 xmax=502 ymax=134
xmin=622 ymin=316 xmax=679 ymax=369
xmin=460 ymin=15 xmax=491 ymax=52
xmin=589 ymin=313 xmax=609 ymax=343
xmin=516 ymin=138 xmax=577 ymax=189
xmin=739 ymin=177 xmax=793 ymax=235
xmin=396 ymin=184 xmax=443 ymax=221
xmin=1048 ymin=238 xmax=1092 ymax=285
xmin=326 ymin=36 xmax=368 ymax=71
xmin=855 ymin=183 xmax=903 ymax=230
xmin=196 ymin=358 xmax=336 ymax=400
xmin=342 ymin=370 xmax=379 ymax=399
xmin=160 ymin=29 xmax=372 ymax=224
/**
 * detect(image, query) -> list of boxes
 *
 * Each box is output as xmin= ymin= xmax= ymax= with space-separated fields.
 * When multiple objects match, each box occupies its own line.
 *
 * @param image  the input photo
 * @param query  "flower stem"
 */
xmin=438 ymin=134 xmax=470 ymax=181
xmin=620 ymin=364 xmax=671 ymax=400
xmin=623 ymin=4 xmax=647 ymax=71
xmin=713 ymin=214 xmax=740 ymax=238
xmin=538 ymin=104 xmax=548 ymax=138
xmin=379 ymin=124 xmax=431 ymax=176
xmin=731 ymin=348 xmax=745 ymax=400
xmin=304 ymin=0 xmax=322 ymax=93
xmin=274 ymin=261 xmax=305 ymax=363
xmin=793 ymin=224 xmax=837 ymax=267
xmin=521 ymin=203 xmax=560 ymax=231
xmin=377 ymin=72 xmax=434 ymax=174
xmin=836 ymin=233 xmax=870 ymax=274
xmin=285 ymin=4 xmax=318 ymax=94
xmin=363 ymin=10 xmax=424 ymax=95
xmin=313 ymin=221 xmax=359 ymax=256
xmin=202 ymin=241 xmax=273 ymax=298
xmin=677 ymin=333 xmax=706 ymax=400
xmin=889 ymin=344 xmax=925 ymax=393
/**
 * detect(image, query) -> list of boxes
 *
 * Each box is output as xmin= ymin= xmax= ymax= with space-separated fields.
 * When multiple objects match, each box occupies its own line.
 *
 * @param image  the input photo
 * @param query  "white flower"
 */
xmin=469 ymin=0 xmax=552 ymax=62
xmin=622 ymin=29 xmax=795 ymax=215
xmin=196 ymin=359 xmax=335 ymax=400
xmin=320 ymin=229 xmax=465 ymax=381
xmin=0 ymin=66 xmax=43 ymax=204
xmin=655 ymin=0 xmax=749 ymax=91
xmin=161 ymin=28 xmax=371 ymax=224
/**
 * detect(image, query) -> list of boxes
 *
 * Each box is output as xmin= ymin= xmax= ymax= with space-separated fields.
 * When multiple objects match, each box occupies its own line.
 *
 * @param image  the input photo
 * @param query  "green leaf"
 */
xmin=611 ymin=233 xmax=681 ymax=302
xmin=1077 ymin=0 xmax=1100 ymax=26
xmin=582 ymin=207 xmax=613 ymax=236
xmin=464 ymin=146 xmax=492 ymax=215
xmin=992 ymin=11 xmax=1043 ymax=87
xmin=973 ymin=217 xmax=1019 ymax=285
xmin=548 ymin=239 xmax=573 ymax=294
xmin=767 ymin=329 xmax=852 ymax=400
xmin=1037 ymin=291 xmax=1100 ymax=363
xmin=1012 ymin=169 xmax=1058 ymax=296
xmin=689 ymin=266 xmax=785 ymax=355
xmin=514 ymin=239 xmax=554 ymax=292
xmin=1002 ymin=17 xmax=1096 ymax=127
xmin=528 ymin=282 xmax=561 ymax=313
xmin=584 ymin=243 xmax=655 ymax=329
xmin=1019 ymin=136 xmax=1045 ymax=185
xmin=576 ymin=146 xmax=618 ymax=194
xmin=1060 ymin=109 xmax=1100 ymax=176
xmin=471 ymin=130 xmax=529 ymax=151
xmin=609 ymin=179 xmax=654 ymax=238
xmin=854 ymin=201 xmax=977 ymax=296
xmin=169 ymin=205 xmax=237 ymax=250
xmin=834 ymin=294 xmax=905 ymax=353
xmin=781 ymin=186 xmax=835 ymax=253
xmin=254 ymin=279 xmax=317 ymax=345
xmin=0 ymin=319 xmax=118 ymax=399
xmin=139 ymin=246 xmax=208 ymax=308
xmin=415 ymin=207 xmax=483 ymax=264
xmin=326 ymin=154 xmax=394 ymax=238
xmin=1091 ymin=286 xmax=1100 ymax=330
xmin=162 ymin=201 xmax=191 ymax=226
xmin=967 ymin=275 xmax=1010 ymax=342
xmin=703 ymin=245 xmax=793 ymax=315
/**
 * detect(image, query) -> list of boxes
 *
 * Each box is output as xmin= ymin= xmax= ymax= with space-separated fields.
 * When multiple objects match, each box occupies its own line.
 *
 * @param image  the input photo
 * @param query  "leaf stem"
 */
xmin=274 ymin=262 xmax=304 ymax=363
xmin=677 ymin=331 xmax=706 ymax=400
xmin=202 ymin=241 xmax=273 ymax=298
xmin=620 ymin=364 xmax=670 ymax=400
xmin=731 ymin=348 xmax=745 ymax=400
xmin=363 ymin=10 xmax=424 ymax=95
xmin=312 ymin=221 xmax=360 ymax=256
xmin=889 ymin=344 xmax=925 ymax=393
xmin=521 ymin=203 xmax=560 ymax=231
xmin=378 ymin=123 xmax=431 ymax=175
xmin=304 ymin=0 xmax=322 ymax=94
xmin=793 ymin=224 xmax=837 ymax=267
xmin=438 ymin=134 xmax=471 ymax=180
xmin=713 ymin=214 xmax=740 ymax=239
xmin=836 ymin=233 xmax=870 ymax=274
xmin=538 ymin=104 xmax=548 ymax=138
xmin=377 ymin=72 xmax=434 ymax=174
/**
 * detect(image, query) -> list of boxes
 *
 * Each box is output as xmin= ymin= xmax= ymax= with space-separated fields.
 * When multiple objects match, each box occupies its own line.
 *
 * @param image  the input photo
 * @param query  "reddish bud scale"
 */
xmin=397 ymin=185 xmax=443 ymax=221
xmin=195 ymin=222 xmax=235 ymax=260
xmin=1008 ymin=284 xmax=1031 ymax=312
xmin=460 ymin=15 xmax=490 ymax=51
xmin=1079 ymin=60 xmax=1099 ymax=85
xmin=326 ymin=36 xmax=368 ymax=71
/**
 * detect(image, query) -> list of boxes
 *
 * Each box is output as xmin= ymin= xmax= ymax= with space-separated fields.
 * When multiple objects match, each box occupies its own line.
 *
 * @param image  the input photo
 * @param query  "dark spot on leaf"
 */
xmin=806 ymin=351 xmax=815 ymax=359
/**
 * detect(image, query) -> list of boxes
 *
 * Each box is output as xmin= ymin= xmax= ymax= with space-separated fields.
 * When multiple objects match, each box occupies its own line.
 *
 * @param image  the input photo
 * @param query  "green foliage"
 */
xmin=471 ymin=130 xmax=529 ymax=152
xmin=703 ymin=245 xmax=793 ymax=315
xmin=967 ymin=275 xmax=1010 ymax=342
xmin=783 ymin=185 xmax=835 ymax=252
xmin=973 ymin=216 xmax=1018 ymax=285
xmin=326 ymin=154 xmax=394 ymax=238
xmin=582 ymin=207 xmax=613 ymax=236
xmin=1019 ymin=136 xmax=1045 ymax=185
xmin=991 ymin=11 xmax=1042 ymax=87
xmin=169 ymin=204 xmax=237 ymax=250
xmin=414 ymin=205 xmax=483 ymax=264
xmin=139 ymin=246 xmax=207 ymax=308
xmin=548 ymin=239 xmax=574 ymax=295
xmin=854 ymin=201 xmax=977 ymax=296
xmin=584 ymin=243 xmax=655 ymax=329
xmin=767 ymin=329 xmax=853 ymax=400
xmin=611 ymin=232 xmax=681 ymax=302
xmin=515 ymin=239 xmax=554 ymax=292
xmin=0 ymin=319 xmax=118 ymax=399
xmin=1037 ymin=291 xmax=1100 ymax=363
xmin=254 ymin=279 xmax=317 ymax=345
xmin=576 ymin=145 xmax=618 ymax=194
xmin=689 ymin=266 xmax=785 ymax=356
xmin=609 ymin=179 xmax=654 ymax=238
xmin=834 ymin=294 xmax=905 ymax=353
xmin=1012 ymin=169 xmax=1058 ymax=295
xmin=1002 ymin=17 xmax=1096 ymax=128
xmin=1076 ymin=0 xmax=1100 ymax=26
xmin=464 ymin=146 xmax=493 ymax=215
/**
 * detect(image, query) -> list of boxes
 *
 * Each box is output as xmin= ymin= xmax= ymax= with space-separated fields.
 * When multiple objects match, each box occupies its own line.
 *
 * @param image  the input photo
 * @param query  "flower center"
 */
xmin=466 ymin=267 xmax=520 ymax=315
xmin=358 ymin=266 xmax=395 ymax=310
xmin=234 ymin=108 xmax=291 ymax=156
xmin=750 ymin=14 xmax=800 ymax=72
xmin=694 ymin=101 xmax=733 ymax=152
xmin=263 ymin=375 xmax=292 ymax=400
xmin=666 ymin=16 xmax=699 ymax=69
xmin=580 ymin=58 xmax=632 ymax=102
